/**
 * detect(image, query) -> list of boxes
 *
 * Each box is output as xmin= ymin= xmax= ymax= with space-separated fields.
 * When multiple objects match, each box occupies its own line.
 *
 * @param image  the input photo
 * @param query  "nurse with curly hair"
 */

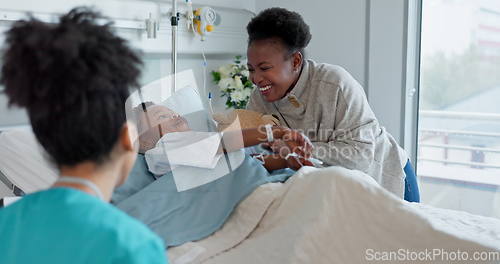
xmin=0 ymin=8 xmax=167 ymax=264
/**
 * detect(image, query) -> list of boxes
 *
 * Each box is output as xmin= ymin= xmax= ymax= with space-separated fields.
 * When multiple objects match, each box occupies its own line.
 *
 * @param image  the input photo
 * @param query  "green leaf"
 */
xmin=244 ymin=80 xmax=253 ymax=87
xmin=225 ymin=97 xmax=234 ymax=109
xmin=234 ymin=55 xmax=242 ymax=64
xmin=234 ymin=100 xmax=247 ymax=109
xmin=211 ymin=71 xmax=221 ymax=83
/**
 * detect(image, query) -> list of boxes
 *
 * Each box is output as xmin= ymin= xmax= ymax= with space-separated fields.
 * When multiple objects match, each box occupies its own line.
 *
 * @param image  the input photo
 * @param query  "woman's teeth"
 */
xmin=259 ymin=85 xmax=271 ymax=92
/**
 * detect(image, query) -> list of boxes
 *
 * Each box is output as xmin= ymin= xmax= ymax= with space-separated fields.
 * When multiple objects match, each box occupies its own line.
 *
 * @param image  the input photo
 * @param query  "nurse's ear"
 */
xmin=120 ymin=122 xmax=139 ymax=153
xmin=291 ymin=51 xmax=303 ymax=72
xmin=115 ymin=122 xmax=138 ymax=187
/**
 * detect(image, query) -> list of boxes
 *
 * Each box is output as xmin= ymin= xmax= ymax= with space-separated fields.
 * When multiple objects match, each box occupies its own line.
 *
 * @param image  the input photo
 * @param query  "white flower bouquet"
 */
xmin=212 ymin=55 xmax=254 ymax=109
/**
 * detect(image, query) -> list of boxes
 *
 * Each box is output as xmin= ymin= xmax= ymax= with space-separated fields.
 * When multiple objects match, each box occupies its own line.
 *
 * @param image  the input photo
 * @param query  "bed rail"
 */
xmin=0 ymin=130 xmax=26 ymax=196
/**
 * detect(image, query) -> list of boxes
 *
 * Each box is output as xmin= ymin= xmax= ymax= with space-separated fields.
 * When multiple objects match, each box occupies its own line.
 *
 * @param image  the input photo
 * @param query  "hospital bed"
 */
xmin=1 ymin=129 xmax=500 ymax=264
xmin=0 ymin=174 xmax=23 ymax=198
xmin=0 ymin=129 xmax=58 ymax=198
xmin=0 ymin=131 xmax=25 ymax=197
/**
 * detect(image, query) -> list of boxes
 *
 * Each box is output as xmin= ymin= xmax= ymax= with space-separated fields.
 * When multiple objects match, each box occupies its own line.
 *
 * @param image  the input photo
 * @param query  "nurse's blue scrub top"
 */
xmin=0 ymin=187 xmax=168 ymax=264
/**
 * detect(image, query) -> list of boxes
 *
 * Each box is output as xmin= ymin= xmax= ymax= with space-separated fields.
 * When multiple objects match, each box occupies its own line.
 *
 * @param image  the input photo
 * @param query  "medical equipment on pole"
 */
xmin=193 ymin=7 xmax=217 ymax=41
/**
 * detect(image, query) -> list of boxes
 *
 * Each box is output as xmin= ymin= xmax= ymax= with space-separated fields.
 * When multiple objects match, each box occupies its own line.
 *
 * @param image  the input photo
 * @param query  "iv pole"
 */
xmin=171 ymin=0 xmax=179 ymax=96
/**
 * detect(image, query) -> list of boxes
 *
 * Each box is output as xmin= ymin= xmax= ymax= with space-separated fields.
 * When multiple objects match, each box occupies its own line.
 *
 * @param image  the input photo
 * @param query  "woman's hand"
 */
xmin=254 ymin=148 xmax=314 ymax=171
xmin=261 ymin=127 xmax=315 ymax=170
xmin=261 ymin=139 xmax=287 ymax=153
xmin=285 ymin=153 xmax=314 ymax=170
xmin=269 ymin=127 xmax=313 ymax=159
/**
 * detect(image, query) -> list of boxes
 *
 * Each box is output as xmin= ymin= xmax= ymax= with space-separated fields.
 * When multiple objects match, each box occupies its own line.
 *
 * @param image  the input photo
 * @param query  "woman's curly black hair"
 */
xmin=247 ymin=7 xmax=312 ymax=57
xmin=0 ymin=7 xmax=142 ymax=166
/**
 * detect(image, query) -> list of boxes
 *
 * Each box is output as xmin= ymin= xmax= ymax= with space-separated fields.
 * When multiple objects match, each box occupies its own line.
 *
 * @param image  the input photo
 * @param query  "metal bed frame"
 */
xmin=0 ymin=170 xmax=25 ymax=196
xmin=0 ymin=130 xmax=25 ymax=196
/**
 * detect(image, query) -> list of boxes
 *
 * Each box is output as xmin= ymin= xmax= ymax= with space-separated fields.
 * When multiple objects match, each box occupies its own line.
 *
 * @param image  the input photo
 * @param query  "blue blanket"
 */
xmin=112 ymin=154 xmax=293 ymax=247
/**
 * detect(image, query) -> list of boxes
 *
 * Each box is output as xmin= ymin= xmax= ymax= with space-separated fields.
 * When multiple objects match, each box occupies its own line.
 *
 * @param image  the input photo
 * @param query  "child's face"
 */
xmin=137 ymin=105 xmax=190 ymax=153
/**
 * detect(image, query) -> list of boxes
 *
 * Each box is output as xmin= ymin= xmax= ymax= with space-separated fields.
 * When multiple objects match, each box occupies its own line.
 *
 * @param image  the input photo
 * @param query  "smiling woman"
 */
xmin=246 ymin=8 xmax=310 ymax=102
xmin=247 ymin=38 xmax=303 ymax=102
xmin=245 ymin=7 xmax=419 ymax=201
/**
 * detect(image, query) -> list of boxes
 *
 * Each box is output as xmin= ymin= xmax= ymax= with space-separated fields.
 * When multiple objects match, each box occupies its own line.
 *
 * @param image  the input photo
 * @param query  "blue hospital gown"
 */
xmin=113 ymin=153 xmax=294 ymax=247
xmin=0 ymin=187 xmax=167 ymax=264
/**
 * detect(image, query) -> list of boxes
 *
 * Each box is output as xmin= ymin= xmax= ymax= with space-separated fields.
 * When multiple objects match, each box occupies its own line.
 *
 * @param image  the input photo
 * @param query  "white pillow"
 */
xmin=0 ymin=130 xmax=57 ymax=194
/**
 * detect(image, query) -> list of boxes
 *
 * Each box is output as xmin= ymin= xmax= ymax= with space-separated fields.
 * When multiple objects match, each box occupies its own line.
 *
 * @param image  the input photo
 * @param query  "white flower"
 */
xmin=218 ymin=77 xmax=234 ymax=91
xmin=215 ymin=57 xmax=254 ymax=108
xmin=218 ymin=64 xmax=234 ymax=79
xmin=234 ymin=76 xmax=244 ymax=91
xmin=230 ymin=90 xmax=245 ymax=103
xmin=232 ymin=65 xmax=240 ymax=74
xmin=242 ymin=87 xmax=252 ymax=98
xmin=230 ymin=86 xmax=253 ymax=103
xmin=241 ymin=69 xmax=249 ymax=78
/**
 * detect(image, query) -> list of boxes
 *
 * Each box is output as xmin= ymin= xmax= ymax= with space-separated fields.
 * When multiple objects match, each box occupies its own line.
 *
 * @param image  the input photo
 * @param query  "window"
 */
xmin=418 ymin=0 xmax=500 ymax=218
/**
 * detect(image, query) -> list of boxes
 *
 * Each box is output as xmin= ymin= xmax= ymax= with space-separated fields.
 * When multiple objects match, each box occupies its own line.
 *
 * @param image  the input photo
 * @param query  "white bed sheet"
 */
xmin=168 ymin=166 xmax=500 ymax=264
xmin=0 ymin=130 xmax=57 ymax=194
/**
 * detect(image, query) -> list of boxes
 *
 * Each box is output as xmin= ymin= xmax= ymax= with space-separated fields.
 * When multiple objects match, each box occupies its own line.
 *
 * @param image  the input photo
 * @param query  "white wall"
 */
xmin=255 ymin=0 xmax=368 ymax=87
xmin=255 ymin=0 xmax=414 ymax=146
xmin=366 ymin=0 xmax=408 ymax=146
xmin=0 ymin=0 xmax=414 ymax=146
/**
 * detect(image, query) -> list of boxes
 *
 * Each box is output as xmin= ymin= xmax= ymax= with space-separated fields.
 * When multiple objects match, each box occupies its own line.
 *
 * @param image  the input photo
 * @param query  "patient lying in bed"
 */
xmin=134 ymin=102 xmax=311 ymax=174
xmin=112 ymin=103 xmax=300 ymax=247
